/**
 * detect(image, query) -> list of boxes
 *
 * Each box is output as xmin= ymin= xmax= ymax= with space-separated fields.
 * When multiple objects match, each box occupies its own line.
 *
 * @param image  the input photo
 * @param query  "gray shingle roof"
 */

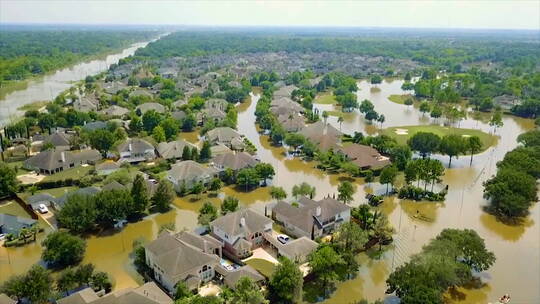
xmin=223 ymin=266 xmax=265 ymax=288
xmin=206 ymin=127 xmax=241 ymax=144
xmin=279 ymin=236 xmax=318 ymax=262
xmin=211 ymin=209 xmax=272 ymax=237
xmin=167 ymin=161 xmax=218 ymax=183
xmin=24 ymin=149 xmax=102 ymax=172
xmin=136 ymin=102 xmax=165 ymax=114
xmin=0 ymin=214 xmax=37 ymax=236
xmin=156 ymin=140 xmax=195 ymax=160
xmin=100 ymin=105 xmax=129 ymax=117
xmin=57 ymin=282 xmax=172 ymax=304
xmin=117 ymin=138 xmax=154 ymax=154
xmin=212 ymin=152 xmax=257 ymax=170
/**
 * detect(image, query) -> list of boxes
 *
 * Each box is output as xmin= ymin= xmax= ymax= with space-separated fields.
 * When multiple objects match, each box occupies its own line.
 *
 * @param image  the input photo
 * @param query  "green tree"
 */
xmin=407 ymin=132 xmax=441 ymax=158
xmin=232 ymin=277 xmax=268 ymax=304
xmin=0 ymin=163 xmax=18 ymax=198
xmin=467 ymin=136 xmax=482 ymax=165
xmin=221 ymin=196 xmax=239 ymax=215
xmin=333 ymin=221 xmax=368 ymax=254
xmin=489 ymin=109 xmax=504 ymax=132
xmin=270 ymin=186 xmax=287 ymax=200
xmin=198 ymin=202 xmax=218 ymax=226
xmin=308 ymin=245 xmax=345 ymax=295
xmin=292 ymin=182 xmax=316 ymax=199
xmin=389 ymin=145 xmax=412 ymax=170
xmin=254 ymin=163 xmax=275 ymax=186
xmin=439 ymin=134 xmax=466 ymax=167
xmin=94 ymin=189 xmax=132 ymax=227
xmin=322 ymin=111 xmax=329 ymax=124
xmin=359 ymin=99 xmax=374 ymax=113
xmin=91 ymin=271 xmax=112 ymax=292
xmin=21 ymin=265 xmax=53 ymax=303
xmin=517 ymin=129 xmax=540 ymax=147
xmin=268 ymin=257 xmax=303 ymax=304
xmin=152 ymin=180 xmax=175 ymax=212
xmin=372 ymin=213 xmax=394 ymax=250
xmin=236 ymin=168 xmax=260 ymax=191
xmin=89 ymin=129 xmax=115 ymax=156
xmin=152 ymin=125 xmax=166 ymax=143
xmin=57 ymin=194 xmax=97 ymax=233
xmin=42 ymin=231 xmax=86 ymax=268
xmin=174 ymin=281 xmax=192 ymax=300
xmin=199 ymin=141 xmax=212 ymax=161
xmin=380 ymin=166 xmax=398 ymax=194
xmin=182 ymin=145 xmax=192 ymax=160
xmin=419 ymin=101 xmax=431 ymax=116
xmin=159 ymin=118 xmax=179 ymax=141
xmin=131 ymin=174 xmax=149 ymax=216
xmin=337 ymin=181 xmax=355 ymax=204
xmin=284 ymin=133 xmax=305 ymax=153
xmin=208 ymin=177 xmax=223 ymax=193
xmin=142 ymin=110 xmax=162 ymax=132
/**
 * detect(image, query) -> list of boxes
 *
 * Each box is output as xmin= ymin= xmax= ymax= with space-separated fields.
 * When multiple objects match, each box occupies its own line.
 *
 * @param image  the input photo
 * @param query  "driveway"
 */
xmin=244 ymin=247 xmax=279 ymax=265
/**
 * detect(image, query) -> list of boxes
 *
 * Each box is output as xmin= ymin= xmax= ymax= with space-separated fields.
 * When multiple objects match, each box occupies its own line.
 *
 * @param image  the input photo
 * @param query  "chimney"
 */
xmin=60 ymin=151 xmax=66 ymax=163
xmin=315 ymin=206 xmax=321 ymax=217
xmin=240 ymin=217 xmax=246 ymax=227
xmin=203 ymin=240 xmax=208 ymax=253
xmin=128 ymin=143 xmax=132 ymax=152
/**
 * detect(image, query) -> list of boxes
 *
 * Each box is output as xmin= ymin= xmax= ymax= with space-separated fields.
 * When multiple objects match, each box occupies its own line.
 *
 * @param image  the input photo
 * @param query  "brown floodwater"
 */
xmin=1 ymin=79 xmax=538 ymax=304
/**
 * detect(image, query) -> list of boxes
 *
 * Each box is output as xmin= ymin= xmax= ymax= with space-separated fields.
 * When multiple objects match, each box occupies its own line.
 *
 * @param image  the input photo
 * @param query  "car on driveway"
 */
xmin=38 ymin=204 xmax=49 ymax=214
xmin=277 ymin=234 xmax=290 ymax=244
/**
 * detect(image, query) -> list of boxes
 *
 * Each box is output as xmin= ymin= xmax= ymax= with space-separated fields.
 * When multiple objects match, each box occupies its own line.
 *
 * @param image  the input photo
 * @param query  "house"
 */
xmin=171 ymin=111 xmax=187 ymax=121
xmin=198 ymin=107 xmax=227 ymax=125
xmin=270 ymin=97 xmax=304 ymax=116
xmin=55 ymin=187 xmax=101 ymax=210
xmin=117 ymin=138 xmax=155 ymax=163
xmin=337 ymin=144 xmax=391 ymax=170
xmin=172 ymin=99 xmax=187 ymax=109
xmin=273 ymin=85 xmax=298 ymax=98
xmin=277 ymin=236 xmax=318 ymax=263
xmin=0 ymin=214 xmax=37 ymax=236
xmin=102 ymin=81 xmax=127 ymax=95
xmin=299 ymin=121 xmax=342 ymax=151
xmin=42 ymin=132 xmax=72 ymax=151
xmin=166 ymin=160 xmax=219 ymax=190
xmin=99 ymin=105 xmax=129 ymax=117
xmin=206 ymin=127 xmax=243 ymax=148
xmin=210 ymin=144 xmax=232 ymax=156
xmin=211 ymin=151 xmax=258 ymax=172
xmin=82 ymin=121 xmax=107 ymax=132
xmin=278 ymin=114 xmax=305 ymax=132
xmin=130 ymin=89 xmax=154 ymax=99
xmin=222 ymin=265 xmax=265 ymax=288
xmin=136 ymin=102 xmax=166 ymax=115
xmin=24 ymin=149 xmax=102 ymax=175
xmin=157 ymin=140 xmax=196 ymax=160
xmin=26 ymin=193 xmax=55 ymax=211
xmin=74 ymin=95 xmax=99 ymax=113
xmin=102 ymin=180 xmax=128 ymax=192
xmin=57 ymin=282 xmax=172 ymax=304
xmin=210 ymin=209 xmax=272 ymax=259
xmin=95 ymin=161 xmax=121 ymax=175
xmin=145 ymin=231 xmax=222 ymax=292
xmin=272 ymin=196 xmax=351 ymax=240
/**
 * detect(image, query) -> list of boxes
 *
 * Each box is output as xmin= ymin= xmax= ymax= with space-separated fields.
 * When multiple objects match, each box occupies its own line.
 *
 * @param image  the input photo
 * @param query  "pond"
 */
xmin=1 ymin=79 xmax=538 ymax=303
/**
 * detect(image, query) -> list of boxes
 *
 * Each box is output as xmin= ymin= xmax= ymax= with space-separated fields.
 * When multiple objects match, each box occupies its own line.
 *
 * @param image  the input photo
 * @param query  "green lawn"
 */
xmin=388 ymin=94 xmax=415 ymax=105
xmin=381 ymin=125 xmax=498 ymax=152
xmin=42 ymin=165 xmax=94 ymax=182
xmin=245 ymin=258 xmax=276 ymax=278
xmin=0 ymin=200 xmax=32 ymax=218
xmin=18 ymin=100 xmax=48 ymax=111
xmin=314 ymin=92 xmax=337 ymax=104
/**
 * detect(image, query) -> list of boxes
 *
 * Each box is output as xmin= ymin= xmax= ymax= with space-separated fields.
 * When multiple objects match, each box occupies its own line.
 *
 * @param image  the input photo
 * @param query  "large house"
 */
xmin=206 ymin=127 xmax=245 ymax=151
xmin=117 ymin=138 xmax=155 ymax=163
xmin=42 ymin=132 xmax=72 ymax=151
xmin=145 ymin=231 xmax=222 ymax=292
xmin=74 ymin=95 xmax=99 ymax=113
xmin=99 ymin=105 xmax=129 ymax=117
xmin=338 ymin=144 xmax=391 ymax=170
xmin=166 ymin=160 xmax=219 ymax=190
xmin=211 ymin=151 xmax=258 ymax=172
xmin=57 ymin=282 xmax=172 ymax=304
xmin=299 ymin=121 xmax=342 ymax=151
xmin=136 ymin=102 xmax=166 ymax=114
xmin=145 ymin=230 xmax=265 ymax=294
xmin=270 ymin=97 xmax=304 ymax=116
xmin=24 ymin=149 xmax=102 ymax=175
xmin=0 ymin=213 xmax=37 ymax=236
xmin=210 ymin=209 xmax=272 ymax=259
xmin=272 ymin=196 xmax=351 ymax=240
xmin=156 ymin=140 xmax=197 ymax=160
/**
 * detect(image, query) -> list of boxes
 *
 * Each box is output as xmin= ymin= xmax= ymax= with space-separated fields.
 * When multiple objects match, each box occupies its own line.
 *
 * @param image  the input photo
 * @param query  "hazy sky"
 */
xmin=1 ymin=0 xmax=539 ymax=30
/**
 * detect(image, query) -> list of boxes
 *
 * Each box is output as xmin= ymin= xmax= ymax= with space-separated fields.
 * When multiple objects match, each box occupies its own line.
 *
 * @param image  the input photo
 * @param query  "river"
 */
xmin=1 ymin=78 xmax=538 ymax=303
xmin=0 ymin=35 xmax=163 ymax=127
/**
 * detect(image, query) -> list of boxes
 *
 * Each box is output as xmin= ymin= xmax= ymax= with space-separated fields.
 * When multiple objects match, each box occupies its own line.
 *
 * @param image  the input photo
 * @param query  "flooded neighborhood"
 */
xmin=1 ymin=2 xmax=539 ymax=304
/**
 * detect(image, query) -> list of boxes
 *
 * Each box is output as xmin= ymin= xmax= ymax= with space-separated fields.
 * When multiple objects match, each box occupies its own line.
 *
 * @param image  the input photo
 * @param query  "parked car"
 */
xmin=38 ymin=204 xmax=49 ymax=214
xmin=277 ymin=234 xmax=290 ymax=244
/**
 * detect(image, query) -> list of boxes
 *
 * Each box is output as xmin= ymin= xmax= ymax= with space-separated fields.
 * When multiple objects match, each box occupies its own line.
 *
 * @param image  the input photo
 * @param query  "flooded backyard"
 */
xmin=1 ymin=79 xmax=538 ymax=303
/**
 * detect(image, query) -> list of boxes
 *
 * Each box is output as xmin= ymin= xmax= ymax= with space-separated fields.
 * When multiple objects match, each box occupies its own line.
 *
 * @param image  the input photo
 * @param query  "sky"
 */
xmin=1 ymin=0 xmax=539 ymax=30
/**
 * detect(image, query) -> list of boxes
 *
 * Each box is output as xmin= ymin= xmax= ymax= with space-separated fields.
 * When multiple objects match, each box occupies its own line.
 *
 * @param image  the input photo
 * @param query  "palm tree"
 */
xmin=322 ymin=111 xmax=329 ymax=124
xmin=337 ymin=116 xmax=344 ymax=130
xmin=377 ymin=114 xmax=385 ymax=128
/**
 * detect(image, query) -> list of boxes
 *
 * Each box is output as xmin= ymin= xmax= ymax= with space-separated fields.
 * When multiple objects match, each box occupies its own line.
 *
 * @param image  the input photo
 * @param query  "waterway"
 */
xmin=1 ymin=78 xmax=538 ymax=303
xmin=0 ymin=36 xmax=162 ymax=127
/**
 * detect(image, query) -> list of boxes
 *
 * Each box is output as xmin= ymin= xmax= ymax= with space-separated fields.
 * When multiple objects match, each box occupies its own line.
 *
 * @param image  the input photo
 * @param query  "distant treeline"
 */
xmin=0 ymin=30 xmax=155 ymax=83
xmin=135 ymin=31 xmax=540 ymax=70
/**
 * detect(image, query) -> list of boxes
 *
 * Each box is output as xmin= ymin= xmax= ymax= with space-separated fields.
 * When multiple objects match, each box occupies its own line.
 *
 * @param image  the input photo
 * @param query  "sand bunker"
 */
xmin=394 ymin=128 xmax=409 ymax=135
xmin=17 ymin=172 xmax=45 ymax=184
xmin=461 ymin=134 xmax=471 ymax=138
